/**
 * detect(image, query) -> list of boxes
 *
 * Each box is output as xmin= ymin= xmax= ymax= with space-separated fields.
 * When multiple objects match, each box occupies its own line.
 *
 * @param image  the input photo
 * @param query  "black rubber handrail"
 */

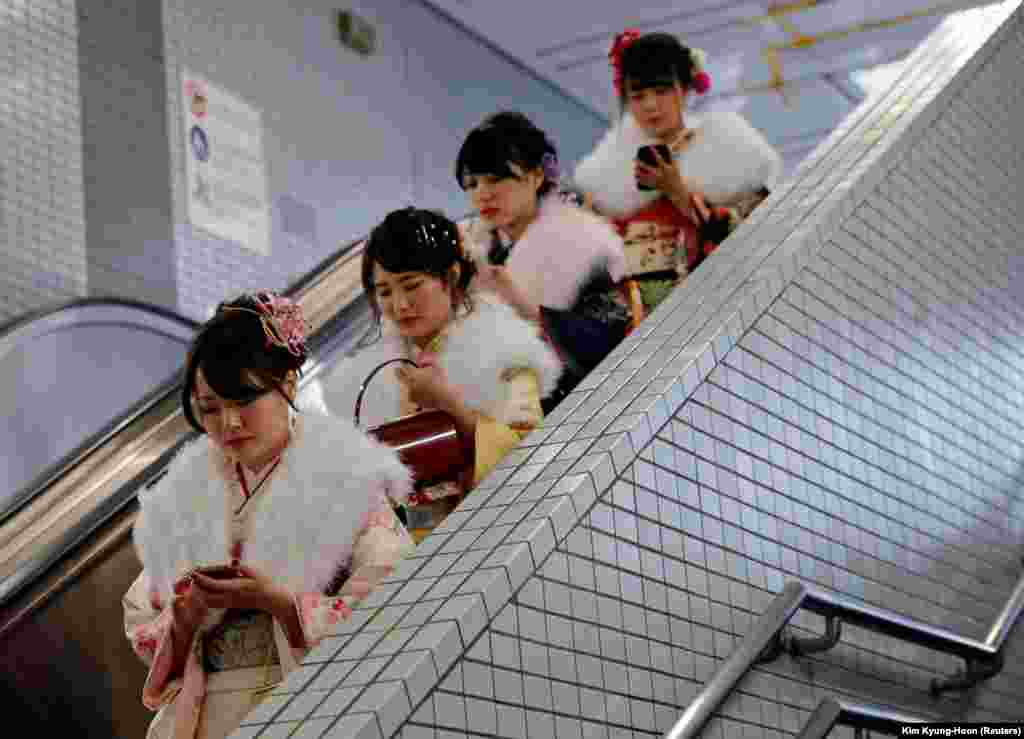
xmin=797 ymin=698 xmax=929 ymax=739
xmin=663 ymin=576 xmax=1024 ymax=739
xmin=0 ymin=299 xmax=199 ymax=524
xmin=0 ymin=296 xmax=200 ymax=338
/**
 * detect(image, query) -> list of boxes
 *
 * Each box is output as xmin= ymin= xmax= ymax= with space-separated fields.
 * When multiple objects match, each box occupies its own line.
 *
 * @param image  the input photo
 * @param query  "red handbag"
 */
xmin=354 ymin=358 xmax=472 ymax=490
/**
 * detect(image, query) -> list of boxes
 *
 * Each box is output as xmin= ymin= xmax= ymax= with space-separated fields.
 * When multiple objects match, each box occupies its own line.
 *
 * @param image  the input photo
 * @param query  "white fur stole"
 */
xmin=133 ymin=410 xmax=412 ymax=602
xmin=464 ymin=196 xmax=627 ymax=311
xmin=320 ymin=301 xmax=562 ymax=429
xmin=573 ymin=112 xmax=783 ymax=218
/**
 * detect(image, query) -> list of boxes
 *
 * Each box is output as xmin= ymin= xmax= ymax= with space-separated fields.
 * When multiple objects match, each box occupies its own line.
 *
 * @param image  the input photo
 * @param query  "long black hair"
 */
xmin=455 ymin=111 xmax=558 ymax=197
xmin=361 ymin=207 xmax=476 ymax=324
xmin=182 ymin=293 xmax=305 ymax=433
xmin=618 ymin=33 xmax=696 ymax=106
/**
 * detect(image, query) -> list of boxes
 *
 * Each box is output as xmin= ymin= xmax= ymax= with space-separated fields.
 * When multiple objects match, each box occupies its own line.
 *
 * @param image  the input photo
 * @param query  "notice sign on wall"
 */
xmin=182 ymin=71 xmax=270 ymax=255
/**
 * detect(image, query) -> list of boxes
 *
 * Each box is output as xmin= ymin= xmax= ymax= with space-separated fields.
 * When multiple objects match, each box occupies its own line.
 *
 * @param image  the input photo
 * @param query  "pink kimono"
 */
xmin=124 ymin=410 xmax=414 ymax=739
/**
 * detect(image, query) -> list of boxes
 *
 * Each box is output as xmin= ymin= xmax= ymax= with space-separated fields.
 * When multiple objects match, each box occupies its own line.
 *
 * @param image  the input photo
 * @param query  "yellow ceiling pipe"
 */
xmin=745 ymin=0 xmax=976 ymax=103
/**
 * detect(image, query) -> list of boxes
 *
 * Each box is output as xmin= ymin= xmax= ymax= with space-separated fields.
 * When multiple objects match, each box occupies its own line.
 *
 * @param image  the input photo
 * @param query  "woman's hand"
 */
xmin=635 ymin=148 xmax=707 ymax=222
xmin=193 ymin=564 xmax=307 ymax=649
xmin=395 ymin=362 xmax=455 ymax=412
xmin=478 ymin=264 xmax=517 ymax=302
xmin=171 ymin=573 xmax=210 ymax=633
xmin=634 ymin=148 xmax=694 ymax=200
xmin=397 ymin=362 xmax=480 ymax=442
xmin=476 ymin=264 xmax=541 ymax=323
xmin=191 ymin=564 xmax=291 ymax=616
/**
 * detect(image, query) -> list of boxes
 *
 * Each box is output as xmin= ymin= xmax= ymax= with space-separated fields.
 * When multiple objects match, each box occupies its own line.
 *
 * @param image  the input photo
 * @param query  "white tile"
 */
xmin=319 ymin=714 xmax=383 ymax=739
xmin=430 ymin=594 xmax=489 ymax=646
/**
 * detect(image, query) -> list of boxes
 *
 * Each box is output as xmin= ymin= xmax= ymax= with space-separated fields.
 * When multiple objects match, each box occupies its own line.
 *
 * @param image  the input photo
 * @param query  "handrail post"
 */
xmin=796 ymin=699 xmax=843 ymax=739
xmin=663 ymin=581 xmax=807 ymax=739
xmin=984 ymin=572 xmax=1024 ymax=650
xmin=798 ymin=698 xmax=930 ymax=739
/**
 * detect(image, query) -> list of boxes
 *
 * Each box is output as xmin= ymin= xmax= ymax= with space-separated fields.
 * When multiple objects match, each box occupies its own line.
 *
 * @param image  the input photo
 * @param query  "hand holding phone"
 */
xmin=193 ymin=564 xmax=243 ymax=580
xmin=636 ymin=145 xmax=672 ymax=191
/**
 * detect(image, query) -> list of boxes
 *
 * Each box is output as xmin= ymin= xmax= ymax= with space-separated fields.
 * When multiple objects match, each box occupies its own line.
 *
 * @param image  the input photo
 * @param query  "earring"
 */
xmin=288 ymin=403 xmax=297 ymax=429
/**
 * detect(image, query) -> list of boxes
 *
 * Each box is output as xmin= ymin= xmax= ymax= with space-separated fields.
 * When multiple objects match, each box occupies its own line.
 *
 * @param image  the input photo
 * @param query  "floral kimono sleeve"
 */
xmin=124 ymin=571 xmax=194 ymax=711
xmin=296 ymin=503 xmax=414 ymax=647
xmin=474 ymin=367 xmax=544 ymax=486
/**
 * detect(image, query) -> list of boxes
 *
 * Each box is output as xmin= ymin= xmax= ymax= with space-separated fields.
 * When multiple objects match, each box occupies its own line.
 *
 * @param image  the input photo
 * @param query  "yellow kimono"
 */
xmin=321 ymin=300 xmax=563 ymax=540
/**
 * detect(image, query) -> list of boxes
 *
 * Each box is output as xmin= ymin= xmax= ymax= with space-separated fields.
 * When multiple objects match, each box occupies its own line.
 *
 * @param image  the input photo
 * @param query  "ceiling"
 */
xmin=426 ymin=0 xmax=1011 ymax=174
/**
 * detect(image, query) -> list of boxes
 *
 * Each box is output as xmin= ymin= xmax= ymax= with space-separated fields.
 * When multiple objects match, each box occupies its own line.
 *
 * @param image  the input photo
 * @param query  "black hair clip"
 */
xmin=416 ymin=215 xmax=457 ymax=254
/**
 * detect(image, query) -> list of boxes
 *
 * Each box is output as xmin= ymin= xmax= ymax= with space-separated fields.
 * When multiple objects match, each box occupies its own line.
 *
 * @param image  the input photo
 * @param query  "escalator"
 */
xmin=1 ymin=299 xmax=199 ymax=523
xmin=0 ymin=241 xmax=374 ymax=736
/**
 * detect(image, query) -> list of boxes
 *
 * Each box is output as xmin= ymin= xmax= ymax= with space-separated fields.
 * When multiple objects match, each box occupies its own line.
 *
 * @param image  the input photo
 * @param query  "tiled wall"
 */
xmin=0 ymin=0 xmax=86 ymax=322
xmin=228 ymin=2 xmax=1024 ymax=738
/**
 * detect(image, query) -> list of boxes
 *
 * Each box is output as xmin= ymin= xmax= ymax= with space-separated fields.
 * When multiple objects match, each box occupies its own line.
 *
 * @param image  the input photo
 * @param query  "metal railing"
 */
xmin=797 ymin=698 xmax=929 ymax=739
xmin=664 ymin=576 xmax=1024 ymax=739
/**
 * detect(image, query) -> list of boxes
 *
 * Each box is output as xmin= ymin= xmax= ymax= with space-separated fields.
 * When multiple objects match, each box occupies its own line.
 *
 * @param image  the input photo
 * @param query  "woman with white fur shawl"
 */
xmin=455 ymin=112 xmax=633 ymax=410
xmin=124 ymin=293 xmax=414 ymax=739
xmin=574 ymin=30 xmax=782 ymax=314
xmin=321 ymin=208 xmax=562 ymax=540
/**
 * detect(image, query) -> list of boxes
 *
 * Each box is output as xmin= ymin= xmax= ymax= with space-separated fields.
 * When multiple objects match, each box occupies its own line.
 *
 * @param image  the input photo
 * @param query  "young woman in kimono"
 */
xmin=457 ymin=111 xmax=634 ymax=411
xmin=574 ymin=30 xmax=783 ymax=315
xmin=123 ymin=292 xmax=414 ymax=739
xmin=322 ymin=207 xmax=562 ymax=541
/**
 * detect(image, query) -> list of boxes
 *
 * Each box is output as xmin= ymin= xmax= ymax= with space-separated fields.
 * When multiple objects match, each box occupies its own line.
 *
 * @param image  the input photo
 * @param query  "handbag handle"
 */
xmin=354 ymin=357 xmax=419 ymax=427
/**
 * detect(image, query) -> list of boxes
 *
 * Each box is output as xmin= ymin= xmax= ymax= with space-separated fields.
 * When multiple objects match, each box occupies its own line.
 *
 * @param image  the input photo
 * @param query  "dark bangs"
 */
xmin=182 ymin=306 xmax=301 ymax=432
xmin=361 ymin=208 xmax=474 ymax=322
xmin=620 ymin=33 xmax=694 ymax=94
xmin=455 ymin=125 xmax=530 ymax=189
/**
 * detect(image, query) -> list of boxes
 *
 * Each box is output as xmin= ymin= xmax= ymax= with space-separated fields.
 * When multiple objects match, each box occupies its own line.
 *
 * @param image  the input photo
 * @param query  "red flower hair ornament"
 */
xmin=221 ymin=291 xmax=309 ymax=358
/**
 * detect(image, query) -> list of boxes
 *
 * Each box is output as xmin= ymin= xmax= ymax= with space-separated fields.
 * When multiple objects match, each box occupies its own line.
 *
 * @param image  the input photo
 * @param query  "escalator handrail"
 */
xmin=1 ymin=299 xmax=202 ymax=525
xmin=796 ymin=697 xmax=930 ymax=739
xmin=0 ymin=296 xmax=200 ymax=339
xmin=663 ymin=576 xmax=1024 ymax=739
xmin=1 ymin=373 xmax=185 ymax=528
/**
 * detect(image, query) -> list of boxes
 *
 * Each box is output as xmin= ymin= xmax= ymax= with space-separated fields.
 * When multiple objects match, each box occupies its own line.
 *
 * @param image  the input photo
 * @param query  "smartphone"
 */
xmin=636 ymin=145 xmax=672 ymax=191
xmin=194 ymin=564 xmax=242 ymax=579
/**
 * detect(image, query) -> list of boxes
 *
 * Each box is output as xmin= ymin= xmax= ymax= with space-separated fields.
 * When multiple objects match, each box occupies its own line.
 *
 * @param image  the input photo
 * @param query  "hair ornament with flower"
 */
xmin=608 ymin=28 xmax=642 ymax=96
xmin=222 ymin=291 xmax=309 ymax=358
xmin=540 ymin=152 xmax=560 ymax=184
xmin=689 ymin=47 xmax=712 ymax=94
